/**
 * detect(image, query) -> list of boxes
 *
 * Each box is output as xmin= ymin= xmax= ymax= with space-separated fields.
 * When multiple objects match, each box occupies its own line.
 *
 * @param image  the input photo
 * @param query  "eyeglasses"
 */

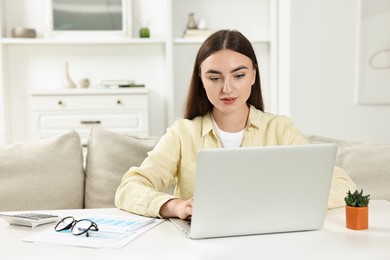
xmin=54 ymin=216 xmax=99 ymax=237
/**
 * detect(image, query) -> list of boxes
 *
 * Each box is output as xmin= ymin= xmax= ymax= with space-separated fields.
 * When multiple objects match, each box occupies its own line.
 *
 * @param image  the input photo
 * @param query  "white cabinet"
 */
xmin=0 ymin=0 xmax=277 ymax=144
xmin=30 ymin=89 xmax=149 ymax=145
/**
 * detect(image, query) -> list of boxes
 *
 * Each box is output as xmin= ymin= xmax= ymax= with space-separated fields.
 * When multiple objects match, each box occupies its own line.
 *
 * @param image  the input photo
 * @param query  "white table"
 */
xmin=1 ymin=200 xmax=389 ymax=259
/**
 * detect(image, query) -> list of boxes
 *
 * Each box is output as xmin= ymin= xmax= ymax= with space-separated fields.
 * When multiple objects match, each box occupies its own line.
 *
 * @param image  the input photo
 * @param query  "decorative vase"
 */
xmin=187 ymin=13 xmax=198 ymax=29
xmin=345 ymin=206 xmax=368 ymax=230
xmin=64 ymin=62 xmax=76 ymax=88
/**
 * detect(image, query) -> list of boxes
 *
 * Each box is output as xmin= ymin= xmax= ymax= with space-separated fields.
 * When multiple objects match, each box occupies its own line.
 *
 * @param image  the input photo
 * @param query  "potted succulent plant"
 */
xmin=136 ymin=18 xmax=151 ymax=38
xmin=344 ymin=189 xmax=370 ymax=230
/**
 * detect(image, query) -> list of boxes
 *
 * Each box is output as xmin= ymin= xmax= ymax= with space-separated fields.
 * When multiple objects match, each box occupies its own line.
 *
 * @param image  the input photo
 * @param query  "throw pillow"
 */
xmin=0 ymin=130 xmax=84 ymax=211
xmin=84 ymin=127 xmax=160 ymax=208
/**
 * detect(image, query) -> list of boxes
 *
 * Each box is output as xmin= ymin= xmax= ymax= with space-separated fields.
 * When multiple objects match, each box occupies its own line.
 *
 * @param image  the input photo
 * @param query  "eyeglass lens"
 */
xmin=72 ymin=219 xmax=98 ymax=236
xmin=54 ymin=216 xmax=75 ymax=232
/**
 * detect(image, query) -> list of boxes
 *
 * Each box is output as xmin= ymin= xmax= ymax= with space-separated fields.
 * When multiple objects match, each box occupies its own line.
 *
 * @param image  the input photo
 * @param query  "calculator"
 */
xmin=0 ymin=213 xmax=59 ymax=228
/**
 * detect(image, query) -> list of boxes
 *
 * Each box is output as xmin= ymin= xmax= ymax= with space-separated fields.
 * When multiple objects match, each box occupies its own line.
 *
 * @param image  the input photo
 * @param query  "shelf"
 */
xmin=173 ymin=37 xmax=272 ymax=45
xmin=30 ymin=87 xmax=149 ymax=96
xmin=2 ymin=37 xmax=270 ymax=46
xmin=0 ymin=37 xmax=166 ymax=45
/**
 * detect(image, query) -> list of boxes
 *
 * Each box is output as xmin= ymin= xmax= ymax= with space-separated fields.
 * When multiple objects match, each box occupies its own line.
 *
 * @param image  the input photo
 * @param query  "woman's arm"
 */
xmin=115 ymin=125 xmax=181 ymax=218
xmin=327 ymin=166 xmax=357 ymax=209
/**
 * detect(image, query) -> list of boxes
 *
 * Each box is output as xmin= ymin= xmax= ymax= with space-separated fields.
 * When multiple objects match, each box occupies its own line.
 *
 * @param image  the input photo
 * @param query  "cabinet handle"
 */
xmin=80 ymin=120 xmax=101 ymax=124
xmin=116 ymin=100 xmax=122 ymax=105
xmin=57 ymin=100 xmax=63 ymax=106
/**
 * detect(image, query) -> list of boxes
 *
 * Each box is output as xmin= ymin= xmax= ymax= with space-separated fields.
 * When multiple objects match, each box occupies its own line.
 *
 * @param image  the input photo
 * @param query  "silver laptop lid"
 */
xmin=189 ymin=144 xmax=337 ymax=239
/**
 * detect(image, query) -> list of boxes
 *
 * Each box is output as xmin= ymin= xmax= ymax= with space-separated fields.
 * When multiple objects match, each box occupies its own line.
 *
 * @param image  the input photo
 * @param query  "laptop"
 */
xmin=170 ymin=143 xmax=337 ymax=239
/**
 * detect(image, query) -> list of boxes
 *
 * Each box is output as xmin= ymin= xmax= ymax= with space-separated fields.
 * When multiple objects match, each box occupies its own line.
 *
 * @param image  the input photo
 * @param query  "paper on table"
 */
xmin=22 ymin=214 xmax=164 ymax=249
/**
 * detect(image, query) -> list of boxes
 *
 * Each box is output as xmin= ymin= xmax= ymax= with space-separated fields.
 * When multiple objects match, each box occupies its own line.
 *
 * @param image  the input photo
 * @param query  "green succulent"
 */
xmin=344 ymin=189 xmax=370 ymax=207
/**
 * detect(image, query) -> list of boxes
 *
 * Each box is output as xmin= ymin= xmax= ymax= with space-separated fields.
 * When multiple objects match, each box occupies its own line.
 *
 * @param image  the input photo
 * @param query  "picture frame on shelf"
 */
xmin=44 ymin=0 xmax=133 ymax=39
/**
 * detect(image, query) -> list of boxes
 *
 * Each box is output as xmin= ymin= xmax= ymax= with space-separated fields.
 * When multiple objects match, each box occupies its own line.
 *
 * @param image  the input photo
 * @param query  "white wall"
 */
xmin=279 ymin=0 xmax=390 ymax=144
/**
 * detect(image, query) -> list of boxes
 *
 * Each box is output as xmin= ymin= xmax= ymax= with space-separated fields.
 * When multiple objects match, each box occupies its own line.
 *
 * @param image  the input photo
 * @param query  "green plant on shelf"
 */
xmin=344 ymin=189 xmax=370 ymax=207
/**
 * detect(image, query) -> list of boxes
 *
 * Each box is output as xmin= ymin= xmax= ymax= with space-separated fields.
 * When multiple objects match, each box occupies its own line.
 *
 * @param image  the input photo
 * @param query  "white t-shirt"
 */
xmin=211 ymin=115 xmax=244 ymax=148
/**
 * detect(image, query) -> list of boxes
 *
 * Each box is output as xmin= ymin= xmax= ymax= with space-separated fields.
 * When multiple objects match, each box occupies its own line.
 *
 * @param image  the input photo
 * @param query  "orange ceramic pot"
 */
xmin=345 ymin=206 xmax=368 ymax=230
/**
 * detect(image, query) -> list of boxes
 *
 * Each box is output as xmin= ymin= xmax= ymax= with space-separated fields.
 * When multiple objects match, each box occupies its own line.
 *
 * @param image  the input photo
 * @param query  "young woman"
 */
xmin=115 ymin=30 xmax=356 ymax=219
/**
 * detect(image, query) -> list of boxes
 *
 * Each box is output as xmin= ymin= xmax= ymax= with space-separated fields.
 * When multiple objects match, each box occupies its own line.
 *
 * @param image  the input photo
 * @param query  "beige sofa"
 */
xmin=0 ymin=127 xmax=389 ymax=211
xmin=0 ymin=127 xmax=159 ymax=211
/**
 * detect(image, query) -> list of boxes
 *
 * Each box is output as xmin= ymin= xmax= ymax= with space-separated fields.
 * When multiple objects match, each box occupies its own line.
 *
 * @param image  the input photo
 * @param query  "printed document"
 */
xmin=22 ymin=214 xmax=164 ymax=249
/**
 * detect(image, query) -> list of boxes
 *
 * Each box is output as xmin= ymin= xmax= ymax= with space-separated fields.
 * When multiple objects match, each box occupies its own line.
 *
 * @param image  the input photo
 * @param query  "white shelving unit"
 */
xmin=0 ymin=0 xmax=278 ymax=145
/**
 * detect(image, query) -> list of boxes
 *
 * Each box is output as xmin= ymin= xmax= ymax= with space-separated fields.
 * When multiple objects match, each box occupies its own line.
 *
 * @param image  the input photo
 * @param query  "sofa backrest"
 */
xmin=306 ymin=134 xmax=390 ymax=202
xmin=0 ymin=130 xmax=84 ymax=211
xmin=2 ymin=129 xmax=387 ymax=212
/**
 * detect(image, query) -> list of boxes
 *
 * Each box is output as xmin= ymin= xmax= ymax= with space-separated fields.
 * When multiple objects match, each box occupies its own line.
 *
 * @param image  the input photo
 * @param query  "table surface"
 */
xmin=1 ymin=200 xmax=389 ymax=260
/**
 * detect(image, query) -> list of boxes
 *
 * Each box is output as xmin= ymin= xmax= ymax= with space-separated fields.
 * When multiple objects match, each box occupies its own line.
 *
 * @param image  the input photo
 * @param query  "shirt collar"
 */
xmin=247 ymin=105 xmax=263 ymax=130
xmin=201 ymin=105 xmax=263 ymax=137
xmin=201 ymin=111 xmax=214 ymax=137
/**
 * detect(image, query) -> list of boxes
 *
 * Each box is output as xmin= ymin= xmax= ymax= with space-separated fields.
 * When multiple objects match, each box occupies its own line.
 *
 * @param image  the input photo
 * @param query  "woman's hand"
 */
xmin=159 ymin=198 xmax=193 ymax=219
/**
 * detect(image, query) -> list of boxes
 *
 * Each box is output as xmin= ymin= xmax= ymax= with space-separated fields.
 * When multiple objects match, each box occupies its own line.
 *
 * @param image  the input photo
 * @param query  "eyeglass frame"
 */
xmin=54 ymin=216 xmax=99 ymax=237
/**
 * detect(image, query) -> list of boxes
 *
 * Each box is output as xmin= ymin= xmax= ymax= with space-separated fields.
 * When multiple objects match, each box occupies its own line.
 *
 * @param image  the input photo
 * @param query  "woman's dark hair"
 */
xmin=184 ymin=29 xmax=264 ymax=120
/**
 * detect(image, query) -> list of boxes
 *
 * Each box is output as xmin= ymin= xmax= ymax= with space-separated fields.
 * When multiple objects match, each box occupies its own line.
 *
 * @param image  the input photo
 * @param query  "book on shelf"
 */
xmin=183 ymin=29 xmax=214 ymax=39
xmin=99 ymin=79 xmax=145 ymax=88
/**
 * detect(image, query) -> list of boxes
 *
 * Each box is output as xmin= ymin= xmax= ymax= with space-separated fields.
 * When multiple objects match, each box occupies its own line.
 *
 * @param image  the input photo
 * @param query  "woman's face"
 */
xmin=200 ymin=49 xmax=256 ymax=116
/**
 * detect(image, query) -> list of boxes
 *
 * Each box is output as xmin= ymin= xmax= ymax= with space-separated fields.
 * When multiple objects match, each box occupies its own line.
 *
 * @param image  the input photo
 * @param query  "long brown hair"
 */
xmin=184 ymin=30 xmax=264 ymax=120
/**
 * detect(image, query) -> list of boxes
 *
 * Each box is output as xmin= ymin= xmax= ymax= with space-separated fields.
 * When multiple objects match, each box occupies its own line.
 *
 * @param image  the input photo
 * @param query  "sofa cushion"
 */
xmin=0 ymin=130 xmax=84 ymax=211
xmin=306 ymin=135 xmax=390 ymax=202
xmin=84 ymin=127 xmax=160 ymax=208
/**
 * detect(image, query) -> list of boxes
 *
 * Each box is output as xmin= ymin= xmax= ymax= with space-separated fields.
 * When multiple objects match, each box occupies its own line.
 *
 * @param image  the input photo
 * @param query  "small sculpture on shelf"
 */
xmin=79 ymin=78 xmax=90 ymax=88
xmin=197 ymin=18 xmax=207 ymax=30
xmin=183 ymin=14 xmax=213 ymax=39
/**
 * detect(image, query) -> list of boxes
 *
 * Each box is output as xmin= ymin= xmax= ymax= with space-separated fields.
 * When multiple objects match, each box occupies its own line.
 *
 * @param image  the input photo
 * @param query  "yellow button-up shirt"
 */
xmin=115 ymin=106 xmax=356 ymax=217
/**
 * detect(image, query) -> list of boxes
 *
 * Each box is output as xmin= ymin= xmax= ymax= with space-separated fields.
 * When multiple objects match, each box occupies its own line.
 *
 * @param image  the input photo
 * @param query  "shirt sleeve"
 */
xmin=273 ymin=115 xmax=310 ymax=145
xmin=327 ymin=166 xmax=357 ymax=209
xmin=115 ymin=124 xmax=181 ymax=218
